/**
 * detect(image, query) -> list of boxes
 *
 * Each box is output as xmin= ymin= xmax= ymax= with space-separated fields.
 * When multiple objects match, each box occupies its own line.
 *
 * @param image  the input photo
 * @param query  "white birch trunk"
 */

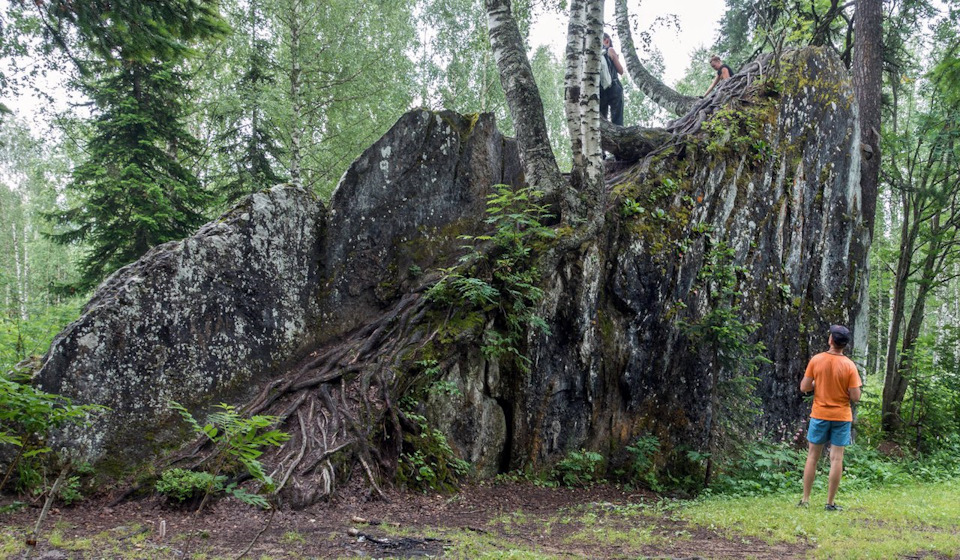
xmin=286 ymin=0 xmax=304 ymax=186
xmin=563 ymin=0 xmax=587 ymax=174
xmin=579 ymin=0 xmax=605 ymax=199
xmin=614 ymin=0 xmax=698 ymax=117
xmin=485 ymin=0 xmax=564 ymax=199
xmin=12 ymin=223 xmax=26 ymax=321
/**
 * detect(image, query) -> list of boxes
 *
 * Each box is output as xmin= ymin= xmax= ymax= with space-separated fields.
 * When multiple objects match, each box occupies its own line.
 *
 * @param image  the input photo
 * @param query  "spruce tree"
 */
xmin=49 ymin=63 xmax=211 ymax=292
xmin=30 ymin=0 xmax=228 ymax=293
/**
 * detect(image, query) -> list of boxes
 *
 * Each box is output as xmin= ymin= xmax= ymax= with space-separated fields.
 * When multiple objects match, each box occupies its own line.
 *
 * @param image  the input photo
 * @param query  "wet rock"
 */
xmin=515 ymin=47 xmax=867 ymax=467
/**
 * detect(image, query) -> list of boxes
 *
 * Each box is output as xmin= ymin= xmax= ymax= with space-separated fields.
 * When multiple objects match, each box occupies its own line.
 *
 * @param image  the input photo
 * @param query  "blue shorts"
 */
xmin=807 ymin=418 xmax=852 ymax=446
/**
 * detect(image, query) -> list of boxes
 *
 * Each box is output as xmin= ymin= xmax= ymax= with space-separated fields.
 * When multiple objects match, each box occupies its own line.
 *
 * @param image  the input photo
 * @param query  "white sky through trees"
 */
xmin=530 ymin=0 xmax=728 ymax=85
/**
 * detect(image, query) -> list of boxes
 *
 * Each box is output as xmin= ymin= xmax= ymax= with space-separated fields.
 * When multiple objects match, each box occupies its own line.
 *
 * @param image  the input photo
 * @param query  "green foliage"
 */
xmin=397 ymin=413 xmax=470 ymax=492
xmin=427 ymin=184 xmax=555 ymax=372
xmin=155 ymin=468 xmax=224 ymax=503
xmin=48 ymin=63 xmax=213 ymax=293
xmin=31 ymin=0 xmax=229 ymax=66
xmin=709 ymin=439 xmax=805 ymax=497
xmin=625 ymin=435 xmax=662 ymax=491
xmin=0 ymin=300 xmax=82 ymax=375
xmin=0 ymin=371 xmax=105 ymax=494
xmin=701 ymin=104 xmax=775 ymax=162
xmin=552 ymin=449 xmax=605 ymax=488
xmin=167 ymin=401 xmax=290 ymax=509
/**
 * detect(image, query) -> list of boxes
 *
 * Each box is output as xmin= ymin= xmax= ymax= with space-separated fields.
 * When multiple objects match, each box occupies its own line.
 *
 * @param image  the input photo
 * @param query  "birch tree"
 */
xmin=485 ymin=0 xmax=607 ymax=224
xmin=880 ymin=85 xmax=960 ymax=433
xmin=613 ymin=0 xmax=698 ymax=117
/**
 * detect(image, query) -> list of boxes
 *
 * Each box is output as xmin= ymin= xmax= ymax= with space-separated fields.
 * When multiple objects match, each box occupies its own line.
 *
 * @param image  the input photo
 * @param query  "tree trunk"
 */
xmin=853 ymin=0 xmax=883 ymax=235
xmin=485 ymin=0 xmax=564 ymax=201
xmin=614 ymin=0 xmax=698 ymax=117
xmin=557 ymin=0 xmax=607 ymax=223
xmin=881 ymin=192 xmax=919 ymax=433
xmin=286 ymin=0 xmax=304 ymax=186
xmin=576 ymin=0 xmax=606 ymax=209
xmin=599 ymin=120 xmax=672 ymax=161
xmin=887 ymin=229 xmax=939 ymax=432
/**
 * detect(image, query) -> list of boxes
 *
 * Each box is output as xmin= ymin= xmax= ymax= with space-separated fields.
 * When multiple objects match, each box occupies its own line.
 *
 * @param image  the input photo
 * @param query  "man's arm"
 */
xmin=848 ymin=386 xmax=861 ymax=403
xmin=800 ymin=376 xmax=814 ymax=393
xmin=608 ymin=47 xmax=624 ymax=75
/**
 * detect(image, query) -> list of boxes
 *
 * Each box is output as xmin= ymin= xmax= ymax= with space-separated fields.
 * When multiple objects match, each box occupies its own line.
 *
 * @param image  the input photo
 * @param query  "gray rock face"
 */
xmin=37 ymin=186 xmax=324 ymax=468
xmin=35 ymin=49 xmax=866 ymax=492
xmin=35 ymin=110 xmax=523 ymax=477
xmin=318 ymin=110 xmax=522 ymax=340
xmin=514 ymin=47 xmax=867 ymax=468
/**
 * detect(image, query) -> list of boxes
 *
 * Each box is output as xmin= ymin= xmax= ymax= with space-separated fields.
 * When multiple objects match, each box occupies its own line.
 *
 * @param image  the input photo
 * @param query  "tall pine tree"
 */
xmin=29 ymin=0 xmax=228 ymax=292
xmin=50 ymin=63 xmax=211 ymax=292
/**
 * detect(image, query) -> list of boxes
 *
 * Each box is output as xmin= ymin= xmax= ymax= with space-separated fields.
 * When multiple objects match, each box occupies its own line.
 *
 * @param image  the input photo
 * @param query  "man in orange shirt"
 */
xmin=799 ymin=325 xmax=862 ymax=511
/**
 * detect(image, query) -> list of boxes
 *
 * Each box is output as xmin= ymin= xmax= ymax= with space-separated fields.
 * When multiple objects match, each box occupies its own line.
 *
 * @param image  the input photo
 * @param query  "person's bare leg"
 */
xmin=827 ymin=445 xmax=845 ymax=505
xmin=802 ymin=443 xmax=824 ymax=503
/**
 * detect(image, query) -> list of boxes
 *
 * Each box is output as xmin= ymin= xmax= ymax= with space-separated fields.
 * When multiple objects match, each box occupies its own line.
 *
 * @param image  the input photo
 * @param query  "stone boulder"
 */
xmin=37 ymin=186 xmax=324 ymax=470
xmin=34 ymin=49 xmax=867 ymax=499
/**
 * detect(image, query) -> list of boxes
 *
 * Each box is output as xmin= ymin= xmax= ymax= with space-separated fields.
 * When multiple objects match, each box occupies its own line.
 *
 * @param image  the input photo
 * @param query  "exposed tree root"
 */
xmin=602 ymin=53 xmax=776 ymax=162
xmin=161 ymin=289 xmax=459 ymax=508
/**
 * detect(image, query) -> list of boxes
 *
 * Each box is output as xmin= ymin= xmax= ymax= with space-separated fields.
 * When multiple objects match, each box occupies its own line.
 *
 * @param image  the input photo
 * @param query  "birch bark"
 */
xmin=614 ymin=0 xmax=698 ymax=117
xmin=485 ymin=0 xmax=564 ymax=200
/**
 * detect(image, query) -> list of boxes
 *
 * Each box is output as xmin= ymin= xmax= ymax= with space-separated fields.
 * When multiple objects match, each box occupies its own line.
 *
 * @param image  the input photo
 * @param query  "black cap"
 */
xmin=829 ymin=325 xmax=850 ymax=346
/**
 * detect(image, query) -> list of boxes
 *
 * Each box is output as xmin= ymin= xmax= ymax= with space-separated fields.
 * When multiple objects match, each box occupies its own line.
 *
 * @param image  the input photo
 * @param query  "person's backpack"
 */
xmin=599 ymin=49 xmax=612 ymax=89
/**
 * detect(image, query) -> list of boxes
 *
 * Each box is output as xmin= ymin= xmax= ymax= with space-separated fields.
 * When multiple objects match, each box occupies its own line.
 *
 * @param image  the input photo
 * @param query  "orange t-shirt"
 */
xmin=804 ymin=352 xmax=861 ymax=421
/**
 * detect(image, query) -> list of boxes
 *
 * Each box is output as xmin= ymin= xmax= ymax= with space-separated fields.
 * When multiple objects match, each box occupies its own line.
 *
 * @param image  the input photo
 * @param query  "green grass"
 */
xmin=682 ymin=480 xmax=960 ymax=559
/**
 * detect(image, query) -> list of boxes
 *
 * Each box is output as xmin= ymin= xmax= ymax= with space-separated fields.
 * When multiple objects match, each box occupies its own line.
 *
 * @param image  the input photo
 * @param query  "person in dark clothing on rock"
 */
xmin=703 ymin=55 xmax=733 ymax=97
xmin=600 ymin=32 xmax=624 ymax=126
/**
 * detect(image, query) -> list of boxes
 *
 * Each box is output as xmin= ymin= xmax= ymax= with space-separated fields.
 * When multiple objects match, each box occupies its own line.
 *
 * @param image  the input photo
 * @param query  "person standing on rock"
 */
xmin=703 ymin=55 xmax=733 ymax=97
xmin=600 ymin=32 xmax=625 ymax=126
xmin=798 ymin=325 xmax=861 ymax=511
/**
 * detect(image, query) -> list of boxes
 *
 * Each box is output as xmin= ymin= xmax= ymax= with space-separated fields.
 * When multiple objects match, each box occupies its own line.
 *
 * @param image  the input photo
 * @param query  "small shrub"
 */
xmin=156 ymin=468 xmax=224 ymax=503
xmin=626 ymin=435 xmax=662 ymax=491
xmin=553 ymin=449 xmax=604 ymax=488
xmin=397 ymin=413 xmax=470 ymax=492
xmin=168 ymin=401 xmax=290 ymax=510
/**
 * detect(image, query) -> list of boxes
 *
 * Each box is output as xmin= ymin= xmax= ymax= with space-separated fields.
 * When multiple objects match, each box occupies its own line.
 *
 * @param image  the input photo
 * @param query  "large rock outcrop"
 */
xmin=36 ymin=187 xmax=324 ymax=470
xmin=516 ymin=48 xmax=868 ymax=470
xmin=35 ymin=48 xmax=867 ymax=502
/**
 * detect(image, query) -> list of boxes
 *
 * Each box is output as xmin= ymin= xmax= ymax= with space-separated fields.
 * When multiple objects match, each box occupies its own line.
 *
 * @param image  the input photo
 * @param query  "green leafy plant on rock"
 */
xmin=162 ymin=401 xmax=290 ymax=511
xmin=426 ymin=184 xmax=555 ymax=372
xmin=397 ymin=412 xmax=470 ymax=492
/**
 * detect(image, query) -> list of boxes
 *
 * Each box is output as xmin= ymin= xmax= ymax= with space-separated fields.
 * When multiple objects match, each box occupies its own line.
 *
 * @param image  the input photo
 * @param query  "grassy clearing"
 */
xmin=681 ymin=480 xmax=960 ymax=559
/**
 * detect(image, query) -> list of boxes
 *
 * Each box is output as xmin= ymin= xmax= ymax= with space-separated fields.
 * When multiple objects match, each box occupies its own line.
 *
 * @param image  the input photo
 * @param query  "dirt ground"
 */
xmin=1 ymin=481 xmax=810 ymax=559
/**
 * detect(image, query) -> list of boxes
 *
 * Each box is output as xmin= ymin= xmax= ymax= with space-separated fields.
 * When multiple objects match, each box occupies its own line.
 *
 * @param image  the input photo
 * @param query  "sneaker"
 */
xmin=797 ymin=500 xmax=809 ymax=508
xmin=824 ymin=503 xmax=842 ymax=511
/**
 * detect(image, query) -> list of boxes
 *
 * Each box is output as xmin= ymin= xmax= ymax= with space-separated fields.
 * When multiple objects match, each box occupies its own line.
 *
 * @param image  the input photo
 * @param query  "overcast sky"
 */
xmin=530 ymin=0 xmax=728 ymax=85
